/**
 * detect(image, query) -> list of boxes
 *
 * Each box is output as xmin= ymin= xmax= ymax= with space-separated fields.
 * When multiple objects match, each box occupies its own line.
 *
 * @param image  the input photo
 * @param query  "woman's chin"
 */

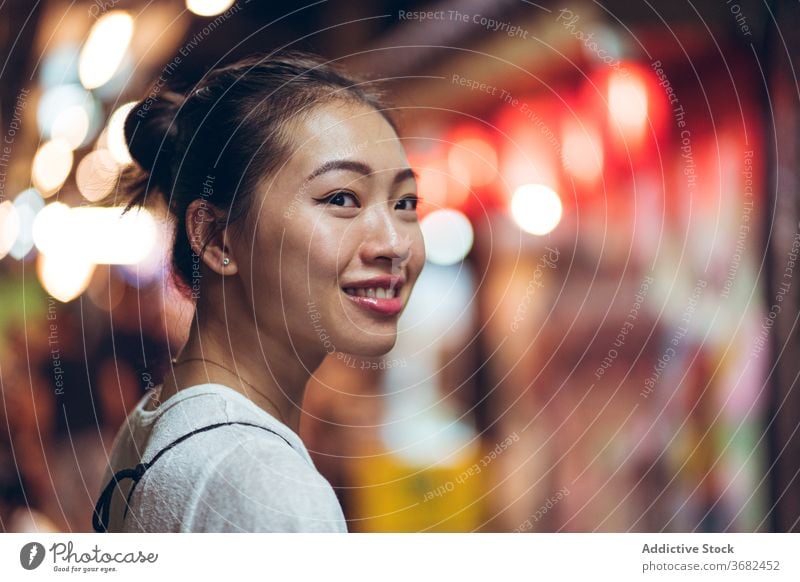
xmin=342 ymin=335 xmax=397 ymax=358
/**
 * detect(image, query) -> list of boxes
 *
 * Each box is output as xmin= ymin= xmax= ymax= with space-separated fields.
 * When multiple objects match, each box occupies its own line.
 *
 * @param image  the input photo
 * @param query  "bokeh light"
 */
xmin=36 ymin=251 xmax=96 ymax=303
xmin=420 ymin=209 xmax=474 ymax=265
xmin=76 ymin=149 xmax=120 ymax=202
xmin=33 ymin=204 xmax=158 ymax=265
xmin=39 ymin=42 xmax=81 ymax=88
xmin=186 ymin=0 xmax=237 ymax=17
xmin=561 ymin=122 xmax=604 ymax=182
xmin=79 ymin=11 xmax=134 ymax=90
xmin=31 ymin=138 xmax=73 ymax=196
xmin=608 ymin=70 xmax=649 ymax=141
xmin=106 ymin=101 xmax=137 ymax=165
xmin=51 ymin=105 xmax=90 ymax=149
xmin=37 ymin=83 xmax=100 ymax=143
xmin=0 ymin=200 xmax=20 ymax=259
xmin=510 ymin=183 xmax=563 ymax=236
xmin=9 ymin=188 xmax=45 ymax=260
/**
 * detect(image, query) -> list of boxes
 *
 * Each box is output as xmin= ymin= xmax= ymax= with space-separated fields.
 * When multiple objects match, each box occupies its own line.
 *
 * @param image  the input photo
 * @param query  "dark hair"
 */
xmin=117 ymin=49 xmax=397 ymax=300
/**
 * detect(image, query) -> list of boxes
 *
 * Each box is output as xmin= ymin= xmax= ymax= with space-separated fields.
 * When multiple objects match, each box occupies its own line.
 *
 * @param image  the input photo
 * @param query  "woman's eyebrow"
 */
xmin=304 ymin=159 xmax=418 ymax=185
xmin=393 ymin=167 xmax=418 ymax=185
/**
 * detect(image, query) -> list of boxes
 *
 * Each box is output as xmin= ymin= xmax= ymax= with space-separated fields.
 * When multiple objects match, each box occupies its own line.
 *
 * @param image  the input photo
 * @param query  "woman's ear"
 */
xmin=184 ymin=198 xmax=238 ymax=276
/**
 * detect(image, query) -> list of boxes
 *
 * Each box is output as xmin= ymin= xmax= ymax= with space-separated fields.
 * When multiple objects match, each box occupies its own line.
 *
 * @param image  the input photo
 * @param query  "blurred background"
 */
xmin=1 ymin=0 xmax=799 ymax=533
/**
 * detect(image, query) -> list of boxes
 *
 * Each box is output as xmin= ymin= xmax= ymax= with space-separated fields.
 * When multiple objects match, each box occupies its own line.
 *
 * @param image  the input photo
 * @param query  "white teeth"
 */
xmin=343 ymin=287 xmax=398 ymax=299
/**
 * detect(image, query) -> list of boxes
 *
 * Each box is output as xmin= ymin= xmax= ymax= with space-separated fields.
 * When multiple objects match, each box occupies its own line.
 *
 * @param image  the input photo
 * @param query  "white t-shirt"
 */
xmin=95 ymin=383 xmax=347 ymax=532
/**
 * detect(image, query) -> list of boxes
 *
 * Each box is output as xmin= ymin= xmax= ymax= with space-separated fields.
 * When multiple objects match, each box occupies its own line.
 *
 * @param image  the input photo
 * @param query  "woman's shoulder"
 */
xmin=184 ymin=433 xmax=347 ymax=532
xmin=128 ymin=383 xmax=314 ymax=465
xmin=182 ymin=420 xmax=316 ymax=475
xmin=106 ymin=384 xmax=347 ymax=532
xmin=137 ymin=411 xmax=319 ymax=492
xmin=199 ymin=430 xmax=329 ymax=488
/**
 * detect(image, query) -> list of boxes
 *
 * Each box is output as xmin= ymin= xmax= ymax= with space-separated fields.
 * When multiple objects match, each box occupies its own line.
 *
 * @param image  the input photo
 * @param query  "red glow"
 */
xmin=561 ymin=121 xmax=604 ymax=182
xmin=494 ymin=101 xmax=562 ymax=200
xmin=407 ymin=149 xmax=471 ymax=219
xmin=448 ymin=136 xmax=498 ymax=188
xmin=608 ymin=71 xmax=649 ymax=142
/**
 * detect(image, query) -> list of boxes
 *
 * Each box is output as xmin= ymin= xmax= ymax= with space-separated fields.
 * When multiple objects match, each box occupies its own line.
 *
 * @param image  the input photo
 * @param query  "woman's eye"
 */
xmin=323 ymin=191 xmax=359 ymax=208
xmin=395 ymin=195 xmax=419 ymax=211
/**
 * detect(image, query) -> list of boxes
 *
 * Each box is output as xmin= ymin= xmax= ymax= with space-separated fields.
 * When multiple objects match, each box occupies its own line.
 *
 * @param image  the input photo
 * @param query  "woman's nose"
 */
xmin=358 ymin=203 xmax=413 ymax=265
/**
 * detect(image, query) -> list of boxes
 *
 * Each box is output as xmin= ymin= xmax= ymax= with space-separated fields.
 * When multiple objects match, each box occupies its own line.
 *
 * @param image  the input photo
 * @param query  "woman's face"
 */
xmin=238 ymin=100 xmax=425 ymax=359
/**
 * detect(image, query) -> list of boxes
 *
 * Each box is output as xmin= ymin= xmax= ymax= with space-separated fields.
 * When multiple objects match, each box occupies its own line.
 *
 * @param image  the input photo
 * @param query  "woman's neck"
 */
xmin=164 ymin=307 xmax=320 ymax=434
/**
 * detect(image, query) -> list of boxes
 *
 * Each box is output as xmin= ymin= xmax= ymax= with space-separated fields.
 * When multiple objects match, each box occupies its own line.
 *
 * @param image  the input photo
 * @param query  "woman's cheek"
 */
xmin=411 ymin=235 xmax=426 ymax=274
xmin=310 ymin=221 xmax=352 ymax=266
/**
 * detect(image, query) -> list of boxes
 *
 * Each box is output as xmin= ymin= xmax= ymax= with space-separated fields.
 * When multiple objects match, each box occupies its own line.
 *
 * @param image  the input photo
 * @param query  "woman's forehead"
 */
xmin=283 ymin=102 xmax=406 ymax=178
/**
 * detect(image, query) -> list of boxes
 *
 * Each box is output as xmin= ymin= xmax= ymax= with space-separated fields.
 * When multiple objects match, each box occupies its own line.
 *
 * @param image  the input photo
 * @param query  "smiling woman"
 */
xmin=92 ymin=49 xmax=426 ymax=532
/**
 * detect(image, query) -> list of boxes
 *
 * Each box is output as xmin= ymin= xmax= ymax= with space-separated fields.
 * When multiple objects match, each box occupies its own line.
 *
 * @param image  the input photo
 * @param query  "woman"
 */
xmin=92 ymin=50 xmax=425 ymax=532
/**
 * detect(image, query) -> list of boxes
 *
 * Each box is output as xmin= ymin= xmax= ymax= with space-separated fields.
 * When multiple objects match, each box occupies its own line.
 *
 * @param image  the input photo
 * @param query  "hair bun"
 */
xmin=124 ymin=89 xmax=186 ymax=188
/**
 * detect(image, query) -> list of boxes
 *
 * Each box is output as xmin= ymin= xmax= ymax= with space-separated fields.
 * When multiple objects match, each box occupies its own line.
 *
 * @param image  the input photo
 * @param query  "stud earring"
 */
xmin=222 ymin=257 xmax=230 ymax=266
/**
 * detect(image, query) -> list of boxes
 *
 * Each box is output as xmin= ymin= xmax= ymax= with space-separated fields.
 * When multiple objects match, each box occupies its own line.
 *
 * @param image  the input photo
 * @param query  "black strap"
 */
xmin=92 ymin=421 xmax=294 ymax=533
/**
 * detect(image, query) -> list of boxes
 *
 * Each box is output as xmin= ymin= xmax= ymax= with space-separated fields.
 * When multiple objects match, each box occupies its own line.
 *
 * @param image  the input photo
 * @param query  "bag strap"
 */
xmin=92 ymin=421 xmax=294 ymax=533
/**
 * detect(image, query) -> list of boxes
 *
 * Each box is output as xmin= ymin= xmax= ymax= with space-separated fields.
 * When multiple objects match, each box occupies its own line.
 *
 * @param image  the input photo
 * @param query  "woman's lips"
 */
xmin=342 ymin=289 xmax=403 ymax=316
